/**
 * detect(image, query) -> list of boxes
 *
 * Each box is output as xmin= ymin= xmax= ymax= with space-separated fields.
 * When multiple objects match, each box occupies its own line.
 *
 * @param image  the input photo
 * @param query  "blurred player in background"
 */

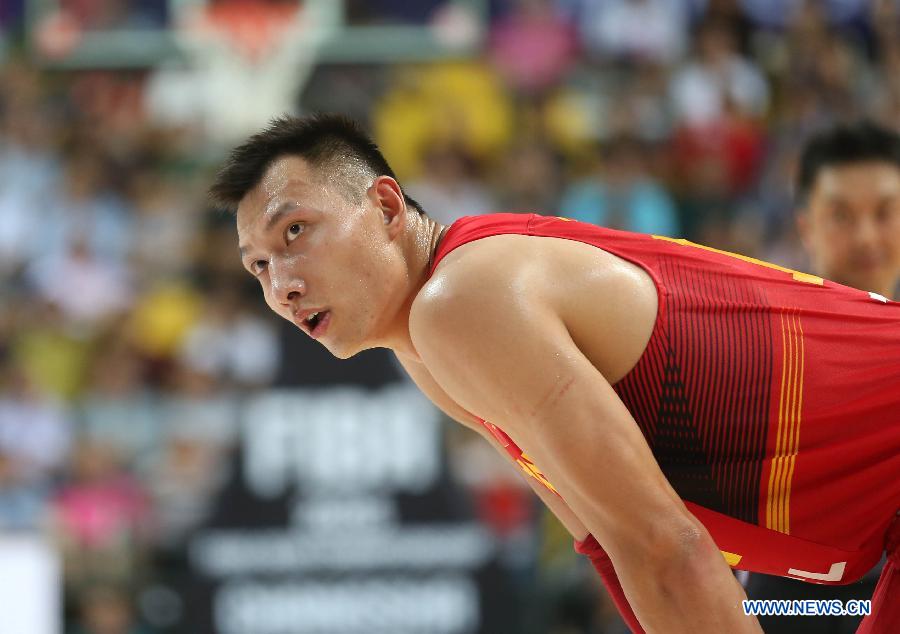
xmin=212 ymin=114 xmax=900 ymax=634
xmin=743 ymin=122 xmax=900 ymax=633
xmin=796 ymin=122 xmax=900 ymax=300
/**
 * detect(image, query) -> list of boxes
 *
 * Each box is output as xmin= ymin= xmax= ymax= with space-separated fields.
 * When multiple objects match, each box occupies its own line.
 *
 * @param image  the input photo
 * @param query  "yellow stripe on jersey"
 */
xmin=783 ymin=312 xmax=805 ymax=534
xmin=766 ymin=312 xmax=787 ymax=534
xmin=651 ymin=235 xmax=824 ymax=286
xmin=767 ymin=310 xmax=805 ymax=534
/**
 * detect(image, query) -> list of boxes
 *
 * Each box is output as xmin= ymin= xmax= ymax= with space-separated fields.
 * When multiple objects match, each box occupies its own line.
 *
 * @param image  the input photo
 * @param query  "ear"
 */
xmin=369 ymin=175 xmax=407 ymax=238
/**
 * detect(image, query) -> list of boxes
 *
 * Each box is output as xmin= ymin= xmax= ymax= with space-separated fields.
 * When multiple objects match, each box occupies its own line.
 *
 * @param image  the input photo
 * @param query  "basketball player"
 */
xmin=796 ymin=122 xmax=900 ymax=300
xmin=211 ymin=115 xmax=900 ymax=633
xmin=743 ymin=122 xmax=900 ymax=633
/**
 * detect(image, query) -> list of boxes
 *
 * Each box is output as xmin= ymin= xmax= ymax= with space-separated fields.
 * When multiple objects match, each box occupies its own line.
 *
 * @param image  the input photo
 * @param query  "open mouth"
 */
xmin=303 ymin=310 xmax=331 ymax=339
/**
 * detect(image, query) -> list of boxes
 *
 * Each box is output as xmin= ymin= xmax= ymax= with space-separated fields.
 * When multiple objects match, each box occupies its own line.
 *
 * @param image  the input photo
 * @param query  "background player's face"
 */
xmin=235 ymin=155 xmax=408 ymax=359
xmin=798 ymin=162 xmax=900 ymax=297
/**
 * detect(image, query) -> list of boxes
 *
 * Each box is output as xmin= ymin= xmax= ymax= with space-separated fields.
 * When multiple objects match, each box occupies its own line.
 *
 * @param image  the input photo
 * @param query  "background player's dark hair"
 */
xmin=796 ymin=120 xmax=900 ymax=206
xmin=209 ymin=113 xmax=425 ymax=214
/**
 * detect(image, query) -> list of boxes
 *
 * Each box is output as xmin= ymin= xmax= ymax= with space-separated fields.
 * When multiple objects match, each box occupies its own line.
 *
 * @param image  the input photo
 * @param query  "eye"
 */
xmin=250 ymin=259 xmax=268 ymax=275
xmin=830 ymin=207 xmax=852 ymax=226
xmin=286 ymin=222 xmax=304 ymax=242
xmin=877 ymin=204 xmax=897 ymax=223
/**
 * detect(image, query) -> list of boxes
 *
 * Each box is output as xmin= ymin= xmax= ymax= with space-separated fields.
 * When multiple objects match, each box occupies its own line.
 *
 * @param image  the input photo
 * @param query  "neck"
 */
xmin=413 ymin=211 xmax=449 ymax=285
xmin=384 ymin=213 xmax=448 ymax=361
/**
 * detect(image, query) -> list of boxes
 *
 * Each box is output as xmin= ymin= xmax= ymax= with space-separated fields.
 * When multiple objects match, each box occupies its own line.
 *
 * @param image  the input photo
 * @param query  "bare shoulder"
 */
xmin=411 ymin=232 xmax=658 ymax=384
xmin=413 ymin=234 xmax=540 ymax=317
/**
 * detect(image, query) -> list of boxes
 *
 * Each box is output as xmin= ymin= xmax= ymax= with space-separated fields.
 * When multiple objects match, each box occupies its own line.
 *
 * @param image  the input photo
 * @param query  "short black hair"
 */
xmin=796 ymin=120 xmax=900 ymax=205
xmin=209 ymin=113 xmax=424 ymax=214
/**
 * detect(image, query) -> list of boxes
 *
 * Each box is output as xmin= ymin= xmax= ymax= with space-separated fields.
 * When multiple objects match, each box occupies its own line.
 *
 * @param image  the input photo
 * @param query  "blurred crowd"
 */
xmin=1 ymin=0 xmax=899 ymax=633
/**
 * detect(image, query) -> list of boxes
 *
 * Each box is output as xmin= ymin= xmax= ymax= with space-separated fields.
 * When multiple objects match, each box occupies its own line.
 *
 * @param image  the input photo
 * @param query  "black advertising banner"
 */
xmin=179 ymin=384 xmax=522 ymax=634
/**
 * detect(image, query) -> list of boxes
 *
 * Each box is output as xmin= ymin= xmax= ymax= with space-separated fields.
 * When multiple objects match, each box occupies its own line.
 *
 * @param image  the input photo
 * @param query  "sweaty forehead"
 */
xmin=237 ymin=157 xmax=324 ymax=225
xmin=813 ymin=163 xmax=900 ymax=202
xmin=258 ymin=156 xmax=323 ymax=205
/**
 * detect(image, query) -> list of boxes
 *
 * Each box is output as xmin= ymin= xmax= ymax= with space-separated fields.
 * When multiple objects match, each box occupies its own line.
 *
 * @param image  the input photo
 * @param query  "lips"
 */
xmin=293 ymin=308 xmax=330 ymax=338
xmin=309 ymin=310 xmax=331 ymax=340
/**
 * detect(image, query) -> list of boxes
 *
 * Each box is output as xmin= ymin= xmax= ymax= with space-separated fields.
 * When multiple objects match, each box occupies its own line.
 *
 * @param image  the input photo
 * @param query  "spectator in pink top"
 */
xmin=489 ymin=0 xmax=579 ymax=95
xmin=52 ymin=441 xmax=151 ymax=587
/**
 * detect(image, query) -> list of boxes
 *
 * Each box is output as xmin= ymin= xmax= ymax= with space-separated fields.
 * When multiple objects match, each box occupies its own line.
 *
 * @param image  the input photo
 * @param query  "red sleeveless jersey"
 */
xmin=428 ymin=212 xmax=900 ymax=585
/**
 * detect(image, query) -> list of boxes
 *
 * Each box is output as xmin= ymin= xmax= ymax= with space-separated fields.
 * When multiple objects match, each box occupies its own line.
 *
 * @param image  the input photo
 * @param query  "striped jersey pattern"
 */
xmin=614 ymin=257 xmax=775 ymax=525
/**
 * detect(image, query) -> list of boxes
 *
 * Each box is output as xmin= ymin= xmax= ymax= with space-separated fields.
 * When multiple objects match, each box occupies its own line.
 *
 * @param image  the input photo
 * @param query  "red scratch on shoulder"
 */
xmin=529 ymin=376 xmax=576 ymax=419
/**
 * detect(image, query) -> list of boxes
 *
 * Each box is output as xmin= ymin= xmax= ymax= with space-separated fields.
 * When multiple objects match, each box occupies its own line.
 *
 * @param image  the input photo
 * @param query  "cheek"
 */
xmin=810 ymin=226 xmax=839 ymax=255
xmin=348 ymin=268 xmax=383 ymax=313
xmin=809 ymin=232 xmax=848 ymax=268
xmin=883 ymin=220 xmax=900 ymax=250
xmin=346 ymin=261 xmax=391 ymax=328
xmin=880 ymin=237 xmax=900 ymax=261
xmin=259 ymin=285 xmax=282 ymax=315
xmin=827 ymin=243 xmax=852 ymax=264
xmin=347 ymin=239 xmax=391 ymax=288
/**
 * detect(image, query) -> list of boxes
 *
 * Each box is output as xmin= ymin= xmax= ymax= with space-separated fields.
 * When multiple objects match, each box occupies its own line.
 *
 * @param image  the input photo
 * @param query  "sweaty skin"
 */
xmin=410 ymin=238 xmax=761 ymax=634
xmin=236 ymin=156 xmax=763 ymax=634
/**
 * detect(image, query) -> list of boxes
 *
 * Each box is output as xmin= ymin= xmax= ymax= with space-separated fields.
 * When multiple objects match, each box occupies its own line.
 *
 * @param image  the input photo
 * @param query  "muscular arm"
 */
xmin=396 ymin=352 xmax=647 ymax=632
xmin=394 ymin=353 xmax=589 ymax=540
xmin=408 ymin=256 xmax=761 ymax=634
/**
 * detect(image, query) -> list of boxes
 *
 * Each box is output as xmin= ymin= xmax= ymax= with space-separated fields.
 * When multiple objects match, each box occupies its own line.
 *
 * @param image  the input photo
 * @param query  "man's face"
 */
xmin=236 ymin=155 xmax=405 ymax=359
xmin=798 ymin=161 xmax=900 ymax=296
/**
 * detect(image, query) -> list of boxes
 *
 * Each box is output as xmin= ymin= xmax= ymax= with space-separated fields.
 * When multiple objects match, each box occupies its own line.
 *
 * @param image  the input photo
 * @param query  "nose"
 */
xmin=853 ymin=216 xmax=880 ymax=250
xmin=269 ymin=260 xmax=306 ymax=307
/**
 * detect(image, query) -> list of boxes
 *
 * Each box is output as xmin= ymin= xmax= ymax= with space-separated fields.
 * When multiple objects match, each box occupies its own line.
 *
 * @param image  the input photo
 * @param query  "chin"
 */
xmin=326 ymin=339 xmax=364 ymax=360
xmin=846 ymin=275 xmax=886 ymax=294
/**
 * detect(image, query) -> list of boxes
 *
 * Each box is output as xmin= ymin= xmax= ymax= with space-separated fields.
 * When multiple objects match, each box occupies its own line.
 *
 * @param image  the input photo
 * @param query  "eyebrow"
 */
xmin=824 ymin=193 xmax=900 ymax=204
xmin=238 ymin=202 xmax=303 ymax=257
